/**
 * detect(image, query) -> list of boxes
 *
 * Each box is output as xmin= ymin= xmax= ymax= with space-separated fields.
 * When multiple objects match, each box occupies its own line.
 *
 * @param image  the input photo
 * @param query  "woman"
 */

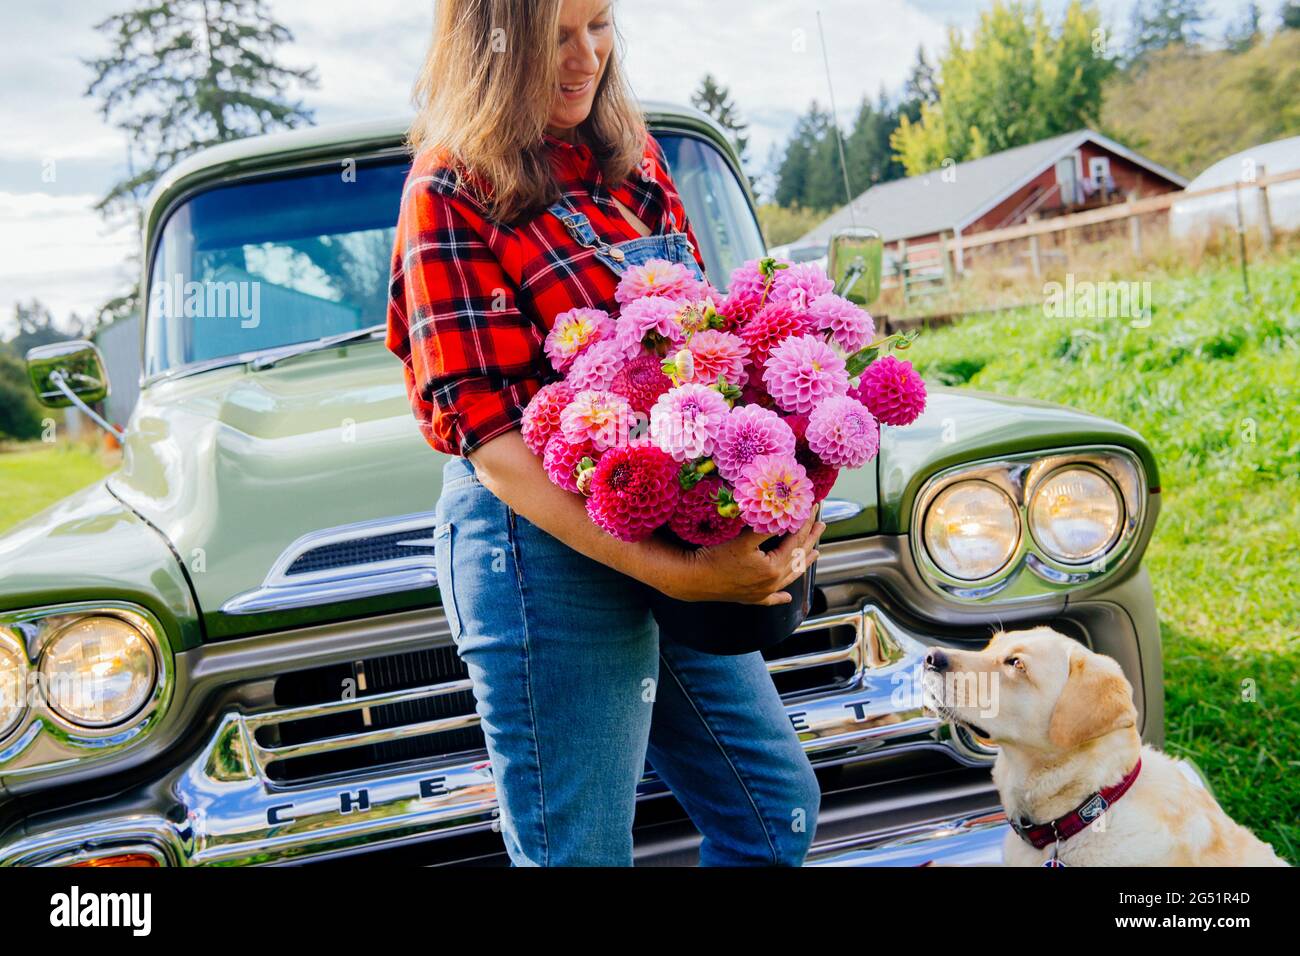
xmin=387 ymin=0 xmax=824 ymax=866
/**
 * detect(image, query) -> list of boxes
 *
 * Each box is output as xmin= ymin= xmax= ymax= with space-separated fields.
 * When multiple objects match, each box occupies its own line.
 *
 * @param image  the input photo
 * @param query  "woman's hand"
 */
xmin=660 ymin=511 xmax=826 ymax=606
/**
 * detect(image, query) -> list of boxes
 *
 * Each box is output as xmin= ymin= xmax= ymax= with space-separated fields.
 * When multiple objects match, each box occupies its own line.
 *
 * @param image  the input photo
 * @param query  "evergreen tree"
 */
xmin=85 ymin=0 xmax=318 ymax=221
xmin=691 ymin=73 xmax=751 ymax=169
xmin=900 ymin=46 xmax=939 ymax=123
xmin=1126 ymin=0 xmax=1209 ymax=63
xmin=1224 ymin=1 xmax=1262 ymax=52
xmin=1281 ymin=0 xmax=1300 ymax=30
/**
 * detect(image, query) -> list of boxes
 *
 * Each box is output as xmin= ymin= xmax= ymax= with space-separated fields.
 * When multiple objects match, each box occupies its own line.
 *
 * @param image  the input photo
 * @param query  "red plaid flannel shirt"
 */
xmin=386 ymin=131 xmax=706 ymax=457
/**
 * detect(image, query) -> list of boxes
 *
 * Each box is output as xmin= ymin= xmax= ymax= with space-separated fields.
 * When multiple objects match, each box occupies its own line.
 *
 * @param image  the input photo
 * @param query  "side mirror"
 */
xmin=26 ymin=340 xmax=111 ymax=408
xmin=828 ymin=227 xmax=883 ymax=307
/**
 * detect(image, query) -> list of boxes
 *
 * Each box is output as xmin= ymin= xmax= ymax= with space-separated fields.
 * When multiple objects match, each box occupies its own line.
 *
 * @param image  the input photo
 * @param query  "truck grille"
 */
xmin=259 ymin=607 xmax=868 ymax=785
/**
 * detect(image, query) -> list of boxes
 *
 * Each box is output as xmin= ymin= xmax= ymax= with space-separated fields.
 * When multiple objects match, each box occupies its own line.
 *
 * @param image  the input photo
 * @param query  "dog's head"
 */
xmin=922 ymin=626 xmax=1137 ymax=753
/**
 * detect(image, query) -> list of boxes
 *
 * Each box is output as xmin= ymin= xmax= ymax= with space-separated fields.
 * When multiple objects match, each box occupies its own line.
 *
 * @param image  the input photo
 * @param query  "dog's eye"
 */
xmin=1005 ymin=656 xmax=1025 ymax=671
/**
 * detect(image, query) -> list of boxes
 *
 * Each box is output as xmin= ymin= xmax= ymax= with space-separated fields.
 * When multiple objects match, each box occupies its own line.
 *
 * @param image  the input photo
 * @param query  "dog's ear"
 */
xmin=1047 ymin=648 xmax=1137 ymax=751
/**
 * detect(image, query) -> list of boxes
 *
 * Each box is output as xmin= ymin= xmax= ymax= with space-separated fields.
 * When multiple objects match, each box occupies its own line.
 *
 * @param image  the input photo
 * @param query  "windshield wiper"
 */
xmin=249 ymin=324 xmax=386 ymax=371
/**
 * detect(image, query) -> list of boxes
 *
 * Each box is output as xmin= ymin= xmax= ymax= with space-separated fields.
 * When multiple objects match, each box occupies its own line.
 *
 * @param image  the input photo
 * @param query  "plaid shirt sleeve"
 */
xmin=386 ymin=170 xmax=543 ymax=457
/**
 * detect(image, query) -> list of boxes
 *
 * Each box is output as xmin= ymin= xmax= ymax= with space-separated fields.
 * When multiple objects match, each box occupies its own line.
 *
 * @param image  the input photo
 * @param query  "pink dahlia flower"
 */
xmin=851 ymin=355 xmax=928 ymax=427
xmin=586 ymin=444 xmax=680 ymax=541
xmin=805 ymin=460 xmax=839 ymax=503
xmin=610 ymin=353 xmax=673 ymax=414
xmin=805 ymin=395 xmax=880 ymax=469
xmin=543 ymin=434 xmax=598 ymax=493
xmin=670 ymin=477 xmax=744 ymax=547
xmin=809 ymin=293 xmax=875 ymax=353
xmin=648 ymin=383 xmax=731 ymax=461
xmin=713 ymin=404 xmax=797 ymax=482
xmin=559 ymin=389 xmax=632 ymax=451
xmin=616 ymin=296 xmax=688 ymax=353
xmin=685 ymin=329 xmax=749 ymax=386
xmin=769 ymin=262 xmax=835 ymax=311
xmin=734 ymin=454 xmax=815 ymax=536
xmin=724 ymin=258 xmax=776 ymax=310
xmin=566 ymin=338 xmax=626 ymax=392
xmin=544 ymin=307 xmax=615 ymax=372
xmin=615 ymin=259 xmax=700 ymax=305
xmin=738 ymin=302 xmax=813 ymax=373
xmin=762 ymin=334 xmax=849 ymax=415
xmin=520 ymin=381 xmax=575 ymax=456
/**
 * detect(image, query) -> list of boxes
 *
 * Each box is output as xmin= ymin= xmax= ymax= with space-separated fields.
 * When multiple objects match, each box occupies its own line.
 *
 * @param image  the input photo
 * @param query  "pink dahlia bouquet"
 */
xmin=521 ymin=256 xmax=928 ymax=545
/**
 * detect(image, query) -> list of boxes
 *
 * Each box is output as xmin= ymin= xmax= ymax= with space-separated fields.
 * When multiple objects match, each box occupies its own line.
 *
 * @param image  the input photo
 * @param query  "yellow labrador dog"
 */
xmin=922 ymin=626 xmax=1287 ymax=866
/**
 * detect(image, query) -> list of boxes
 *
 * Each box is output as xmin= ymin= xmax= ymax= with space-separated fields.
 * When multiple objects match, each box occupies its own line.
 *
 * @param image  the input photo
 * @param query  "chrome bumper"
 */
xmin=1 ymin=602 xmax=1003 ymax=867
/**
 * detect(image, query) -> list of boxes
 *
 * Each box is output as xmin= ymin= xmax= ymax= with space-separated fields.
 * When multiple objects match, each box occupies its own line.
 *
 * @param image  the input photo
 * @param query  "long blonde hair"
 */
xmin=409 ymin=0 xmax=646 ymax=225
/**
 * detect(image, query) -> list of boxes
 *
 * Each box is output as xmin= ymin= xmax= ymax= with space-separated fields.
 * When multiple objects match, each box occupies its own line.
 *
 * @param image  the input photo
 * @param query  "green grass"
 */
xmin=0 ymin=444 xmax=116 ymax=532
xmin=911 ymin=257 xmax=1300 ymax=862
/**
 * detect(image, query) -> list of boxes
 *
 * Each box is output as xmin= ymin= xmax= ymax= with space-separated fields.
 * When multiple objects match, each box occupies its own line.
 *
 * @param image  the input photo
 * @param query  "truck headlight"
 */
xmin=39 ymin=616 xmax=158 ymax=727
xmin=922 ymin=480 xmax=1020 ymax=580
xmin=0 ymin=640 xmax=26 ymax=738
xmin=1029 ymin=466 xmax=1123 ymax=563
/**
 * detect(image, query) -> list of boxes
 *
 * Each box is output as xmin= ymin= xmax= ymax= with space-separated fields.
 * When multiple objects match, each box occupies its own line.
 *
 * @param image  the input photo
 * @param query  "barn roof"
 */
xmin=794 ymin=128 xmax=1187 ymax=246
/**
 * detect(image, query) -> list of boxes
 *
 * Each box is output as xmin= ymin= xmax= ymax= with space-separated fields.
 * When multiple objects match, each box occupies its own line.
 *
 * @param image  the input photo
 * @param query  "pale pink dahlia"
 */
xmin=616 ymin=296 xmax=688 ymax=353
xmin=559 ymin=389 xmax=632 ymax=451
xmin=713 ymin=404 xmax=797 ymax=482
xmin=544 ymin=307 xmax=615 ymax=372
xmin=565 ymin=338 xmax=626 ymax=391
xmin=805 ymin=395 xmax=880 ymax=469
xmin=586 ymin=445 xmax=680 ymax=541
xmin=769 ymin=262 xmax=835 ymax=311
xmin=851 ymin=355 xmax=928 ymax=427
xmin=685 ymin=329 xmax=749 ymax=386
xmin=543 ymin=434 xmax=598 ymax=493
xmin=520 ymin=381 xmax=575 ymax=456
xmin=610 ymin=353 xmax=673 ymax=413
xmin=670 ymin=477 xmax=744 ymax=547
xmin=809 ymin=293 xmax=875 ymax=353
xmin=734 ymin=454 xmax=815 ymax=536
xmin=648 ymin=383 xmax=731 ymax=461
xmin=615 ymin=259 xmax=700 ymax=305
xmin=737 ymin=302 xmax=813 ymax=373
xmin=762 ymin=334 xmax=849 ymax=415
xmin=725 ymin=258 xmax=774 ymax=309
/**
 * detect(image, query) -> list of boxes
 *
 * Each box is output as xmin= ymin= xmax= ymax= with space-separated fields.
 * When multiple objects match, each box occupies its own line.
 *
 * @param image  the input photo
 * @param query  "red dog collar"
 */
xmin=1010 ymin=758 xmax=1142 ymax=850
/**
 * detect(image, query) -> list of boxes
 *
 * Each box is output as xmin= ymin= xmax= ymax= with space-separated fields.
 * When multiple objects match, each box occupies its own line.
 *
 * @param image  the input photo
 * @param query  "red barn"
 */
xmin=795 ymin=128 xmax=1186 ymax=275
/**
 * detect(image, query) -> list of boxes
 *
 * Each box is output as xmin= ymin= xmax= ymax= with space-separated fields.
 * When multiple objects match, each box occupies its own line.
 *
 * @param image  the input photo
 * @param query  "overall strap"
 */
xmin=547 ymin=199 xmax=601 ymax=249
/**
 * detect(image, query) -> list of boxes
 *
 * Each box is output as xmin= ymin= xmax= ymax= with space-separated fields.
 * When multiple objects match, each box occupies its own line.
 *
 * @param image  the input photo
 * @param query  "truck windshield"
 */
xmin=143 ymin=132 xmax=764 ymax=378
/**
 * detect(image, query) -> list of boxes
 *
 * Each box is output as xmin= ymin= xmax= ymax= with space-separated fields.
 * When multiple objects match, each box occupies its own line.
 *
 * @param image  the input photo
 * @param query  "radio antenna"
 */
xmin=817 ymin=9 xmax=857 ymax=226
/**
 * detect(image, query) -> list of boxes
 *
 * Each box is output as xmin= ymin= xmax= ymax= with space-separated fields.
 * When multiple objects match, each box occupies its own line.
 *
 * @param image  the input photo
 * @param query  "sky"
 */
xmin=0 ymin=0 xmax=1258 ymax=332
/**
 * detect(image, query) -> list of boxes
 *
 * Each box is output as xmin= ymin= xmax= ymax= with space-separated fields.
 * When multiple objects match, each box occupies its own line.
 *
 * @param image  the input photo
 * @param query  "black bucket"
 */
xmin=647 ymin=557 xmax=816 ymax=656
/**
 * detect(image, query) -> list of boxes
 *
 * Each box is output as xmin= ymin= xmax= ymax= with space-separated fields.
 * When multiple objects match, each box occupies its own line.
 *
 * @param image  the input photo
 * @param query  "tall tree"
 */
xmin=1281 ymin=0 xmax=1300 ymax=29
xmin=86 ymin=0 xmax=318 ymax=220
xmin=891 ymin=0 xmax=1113 ymax=175
xmin=1126 ymin=0 xmax=1209 ymax=63
xmin=899 ymin=46 xmax=939 ymax=123
xmin=1224 ymin=2 xmax=1262 ymax=52
xmin=691 ymin=74 xmax=752 ymax=180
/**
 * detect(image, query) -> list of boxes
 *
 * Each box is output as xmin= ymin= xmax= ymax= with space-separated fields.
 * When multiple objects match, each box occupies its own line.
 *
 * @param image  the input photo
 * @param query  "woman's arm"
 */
xmin=469 ymin=429 xmax=824 ymax=606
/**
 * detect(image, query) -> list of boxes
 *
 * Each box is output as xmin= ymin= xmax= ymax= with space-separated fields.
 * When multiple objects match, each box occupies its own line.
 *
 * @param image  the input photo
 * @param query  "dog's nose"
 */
xmin=925 ymin=648 xmax=949 ymax=672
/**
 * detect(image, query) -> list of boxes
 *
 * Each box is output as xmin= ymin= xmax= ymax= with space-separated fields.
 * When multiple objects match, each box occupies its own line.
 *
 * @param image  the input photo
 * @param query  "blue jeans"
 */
xmin=434 ymin=455 xmax=821 ymax=866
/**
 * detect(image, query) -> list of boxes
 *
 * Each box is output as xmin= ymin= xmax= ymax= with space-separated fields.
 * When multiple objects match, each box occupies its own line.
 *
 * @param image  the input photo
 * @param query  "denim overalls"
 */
xmin=433 ymin=201 xmax=820 ymax=867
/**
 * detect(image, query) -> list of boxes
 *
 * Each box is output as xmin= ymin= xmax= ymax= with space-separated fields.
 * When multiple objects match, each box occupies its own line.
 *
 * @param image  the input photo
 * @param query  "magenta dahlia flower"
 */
xmin=809 ymin=293 xmax=875 ymax=353
xmin=851 ymin=355 xmax=928 ymax=427
xmin=610 ymin=352 xmax=673 ymax=414
xmin=738 ymin=302 xmax=813 ymax=372
xmin=648 ymin=383 xmax=731 ymax=461
xmin=543 ymin=434 xmax=598 ymax=493
xmin=733 ymin=454 xmax=815 ymax=536
xmin=544 ymin=307 xmax=615 ymax=372
xmin=713 ymin=404 xmax=797 ymax=482
xmin=565 ymin=339 xmax=625 ymax=392
xmin=559 ymin=389 xmax=632 ymax=451
xmin=586 ymin=444 xmax=680 ymax=541
xmin=762 ymin=334 xmax=849 ymax=415
xmin=616 ymin=296 xmax=688 ymax=354
xmin=805 ymin=460 xmax=839 ymax=503
xmin=685 ymin=329 xmax=749 ymax=386
xmin=614 ymin=259 xmax=700 ymax=306
xmin=769 ymin=262 xmax=835 ymax=311
xmin=805 ymin=395 xmax=880 ymax=469
xmin=669 ymin=477 xmax=744 ymax=546
xmin=520 ymin=381 xmax=575 ymax=456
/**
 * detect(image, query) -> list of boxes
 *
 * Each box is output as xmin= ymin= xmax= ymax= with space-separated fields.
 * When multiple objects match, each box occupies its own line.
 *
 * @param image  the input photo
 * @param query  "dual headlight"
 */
xmin=1 ymin=611 xmax=160 ymax=740
xmin=917 ymin=451 xmax=1142 ymax=594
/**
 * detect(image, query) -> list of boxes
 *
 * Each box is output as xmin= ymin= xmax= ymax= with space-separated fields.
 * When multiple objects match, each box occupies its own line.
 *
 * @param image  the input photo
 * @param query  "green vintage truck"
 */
xmin=1 ymin=104 xmax=1169 ymax=866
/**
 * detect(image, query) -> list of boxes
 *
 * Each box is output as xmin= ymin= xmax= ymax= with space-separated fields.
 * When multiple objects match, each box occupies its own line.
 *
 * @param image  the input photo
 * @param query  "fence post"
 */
xmin=898 ymin=238 xmax=909 ymax=308
xmin=1128 ymin=195 xmax=1142 ymax=258
xmin=1257 ymin=164 xmax=1274 ymax=250
xmin=1028 ymin=233 xmax=1042 ymax=278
